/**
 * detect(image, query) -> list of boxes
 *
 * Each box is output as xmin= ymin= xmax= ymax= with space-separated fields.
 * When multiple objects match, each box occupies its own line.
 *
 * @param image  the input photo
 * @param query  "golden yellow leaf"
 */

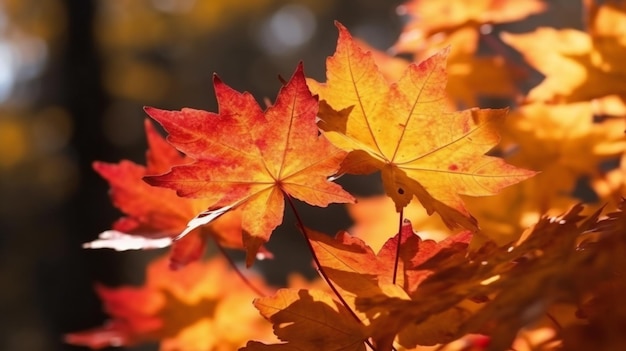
xmin=503 ymin=102 xmax=626 ymax=199
xmin=502 ymin=3 xmax=626 ymax=104
xmin=308 ymin=23 xmax=535 ymax=230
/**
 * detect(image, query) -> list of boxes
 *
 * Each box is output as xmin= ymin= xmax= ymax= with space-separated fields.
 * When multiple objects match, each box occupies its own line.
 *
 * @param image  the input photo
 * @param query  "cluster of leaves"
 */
xmin=67 ymin=1 xmax=626 ymax=350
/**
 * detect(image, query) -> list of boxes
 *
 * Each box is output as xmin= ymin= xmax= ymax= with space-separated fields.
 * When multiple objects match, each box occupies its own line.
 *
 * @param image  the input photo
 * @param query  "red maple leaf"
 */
xmin=65 ymin=256 xmax=275 ymax=350
xmin=86 ymin=120 xmax=246 ymax=269
xmin=144 ymin=63 xmax=354 ymax=265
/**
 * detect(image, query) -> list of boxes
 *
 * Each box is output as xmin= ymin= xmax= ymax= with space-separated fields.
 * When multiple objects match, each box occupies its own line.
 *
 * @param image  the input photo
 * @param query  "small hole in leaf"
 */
xmin=398 ymin=188 xmax=404 ymax=194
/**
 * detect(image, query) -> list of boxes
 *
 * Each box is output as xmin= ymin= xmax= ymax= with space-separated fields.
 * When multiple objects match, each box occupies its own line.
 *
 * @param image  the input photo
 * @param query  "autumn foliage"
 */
xmin=67 ymin=1 xmax=626 ymax=350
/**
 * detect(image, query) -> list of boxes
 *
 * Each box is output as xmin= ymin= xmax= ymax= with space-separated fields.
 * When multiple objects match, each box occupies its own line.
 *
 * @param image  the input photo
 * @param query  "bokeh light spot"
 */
xmin=0 ymin=119 xmax=28 ymax=168
xmin=255 ymin=4 xmax=316 ymax=56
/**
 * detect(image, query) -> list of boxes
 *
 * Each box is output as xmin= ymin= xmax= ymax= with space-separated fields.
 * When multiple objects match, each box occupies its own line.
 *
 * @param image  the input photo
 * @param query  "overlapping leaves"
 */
xmin=71 ymin=4 xmax=626 ymax=350
xmin=65 ymin=256 xmax=275 ymax=350
xmin=85 ymin=119 xmax=244 ymax=269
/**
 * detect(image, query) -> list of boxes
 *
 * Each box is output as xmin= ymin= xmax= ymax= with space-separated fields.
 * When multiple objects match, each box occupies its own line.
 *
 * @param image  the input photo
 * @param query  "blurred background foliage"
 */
xmin=0 ymin=0 xmax=581 ymax=350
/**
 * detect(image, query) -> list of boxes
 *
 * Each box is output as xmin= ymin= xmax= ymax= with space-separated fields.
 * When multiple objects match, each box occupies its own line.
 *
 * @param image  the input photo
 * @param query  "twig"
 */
xmin=392 ymin=209 xmax=405 ymax=284
xmin=213 ymin=236 xmax=267 ymax=297
xmin=284 ymin=193 xmax=381 ymax=351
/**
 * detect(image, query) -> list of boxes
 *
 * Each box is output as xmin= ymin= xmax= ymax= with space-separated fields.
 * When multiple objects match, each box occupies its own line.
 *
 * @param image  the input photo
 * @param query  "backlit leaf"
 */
xmin=308 ymin=23 xmax=535 ymax=230
xmin=144 ymin=64 xmax=354 ymax=265
xmin=65 ymin=256 xmax=275 ymax=350
xmin=86 ymin=119 xmax=244 ymax=269
xmin=242 ymin=288 xmax=367 ymax=351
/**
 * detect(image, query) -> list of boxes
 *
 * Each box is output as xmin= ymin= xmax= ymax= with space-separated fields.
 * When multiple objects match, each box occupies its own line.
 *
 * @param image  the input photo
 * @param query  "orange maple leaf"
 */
xmin=308 ymin=221 xmax=470 ymax=301
xmin=502 ymin=102 xmax=626 ymax=201
xmin=501 ymin=3 xmax=626 ymax=103
xmin=242 ymin=288 xmax=367 ymax=351
xmin=65 ymin=256 xmax=275 ymax=350
xmin=305 ymin=221 xmax=471 ymax=349
xmin=394 ymin=0 xmax=546 ymax=53
xmin=307 ymin=227 xmax=387 ymax=313
xmin=377 ymin=221 xmax=472 ymax=294
xmin=308 ymin=23 xmax=535 ymax=230
xmin=356 ymin=204 xmax=608 ymax=350
xmin=144 ymin=63 xmax=354 ymax=265
xmin=86 ymin=119 xmax=245 ymax=269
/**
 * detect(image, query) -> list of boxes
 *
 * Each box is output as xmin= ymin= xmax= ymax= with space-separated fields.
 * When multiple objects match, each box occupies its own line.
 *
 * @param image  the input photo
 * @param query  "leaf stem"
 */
xmin=545 ymin=311 xmax=563 ymax=331
xmin=283 ymin=193 xmax=380 ymax=351
xmin=284 ymin=194 xmax=359 ymax=318
xmin=212 ymin=237 xmax=267 ymax=297
xmin=392 ymin=209 xmax=405 ymax=285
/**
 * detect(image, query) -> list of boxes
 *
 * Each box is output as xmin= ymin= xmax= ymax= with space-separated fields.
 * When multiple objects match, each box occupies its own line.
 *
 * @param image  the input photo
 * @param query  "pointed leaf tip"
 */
xmin=212 ymin=73 xmax=223 ymax=85
xmin=334 ymin=20 xmax=348 ymax=32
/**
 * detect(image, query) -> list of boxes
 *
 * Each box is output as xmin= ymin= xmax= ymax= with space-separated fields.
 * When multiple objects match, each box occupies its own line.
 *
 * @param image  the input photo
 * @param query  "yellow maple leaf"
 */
xmin=502 ymin=102 xmax=626 ymax=200
xmin=502 ymin=3 xmax=626 ymax=103
xmin=308 ymin=22 xmax=535 ymax=230
xmin=394 ymin=0 xmax=546 ymax=53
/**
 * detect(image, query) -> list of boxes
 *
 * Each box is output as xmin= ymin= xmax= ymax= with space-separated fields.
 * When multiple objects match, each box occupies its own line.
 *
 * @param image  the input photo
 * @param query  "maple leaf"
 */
xmin=86 ymin=119 xmax=245 ymax=269
xmin=303 ymin=226 xmax=410 ymax=350
xmin=306 ymin=227 xmax=388 ymax=312
xmin=501 ymin=2 xmax=626 ymax=103
xmin=307 ymin=23 xmax=535 ymax=230
xmin=242 ymin=288 xmax=367 ymax=351
xmin=144 ymin=63 xmax=354 ymax=265
xmin=306 ymin=221 xmax=471 ymax=349
xmin=393 ymin=0 xmax=546 ymax=53
xmin=65 ymin=256 xmax=275 ymax=350
xmin=377 ymin=221 xmax=472 ymax=294
xmin=355 ymin=204 xmax=611 ymax=350
xmin=308 ymin=220 xmax=469 ymax=298
xmin=502 ymin=102 xmax=626 ymax=201
xmin=547 ymin=201 xmax=626 ymax=350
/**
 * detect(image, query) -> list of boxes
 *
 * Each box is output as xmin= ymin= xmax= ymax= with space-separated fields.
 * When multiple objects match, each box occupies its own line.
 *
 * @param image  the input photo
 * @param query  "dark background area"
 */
xmin=0 ymin=1 xmax=581 ymax=350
